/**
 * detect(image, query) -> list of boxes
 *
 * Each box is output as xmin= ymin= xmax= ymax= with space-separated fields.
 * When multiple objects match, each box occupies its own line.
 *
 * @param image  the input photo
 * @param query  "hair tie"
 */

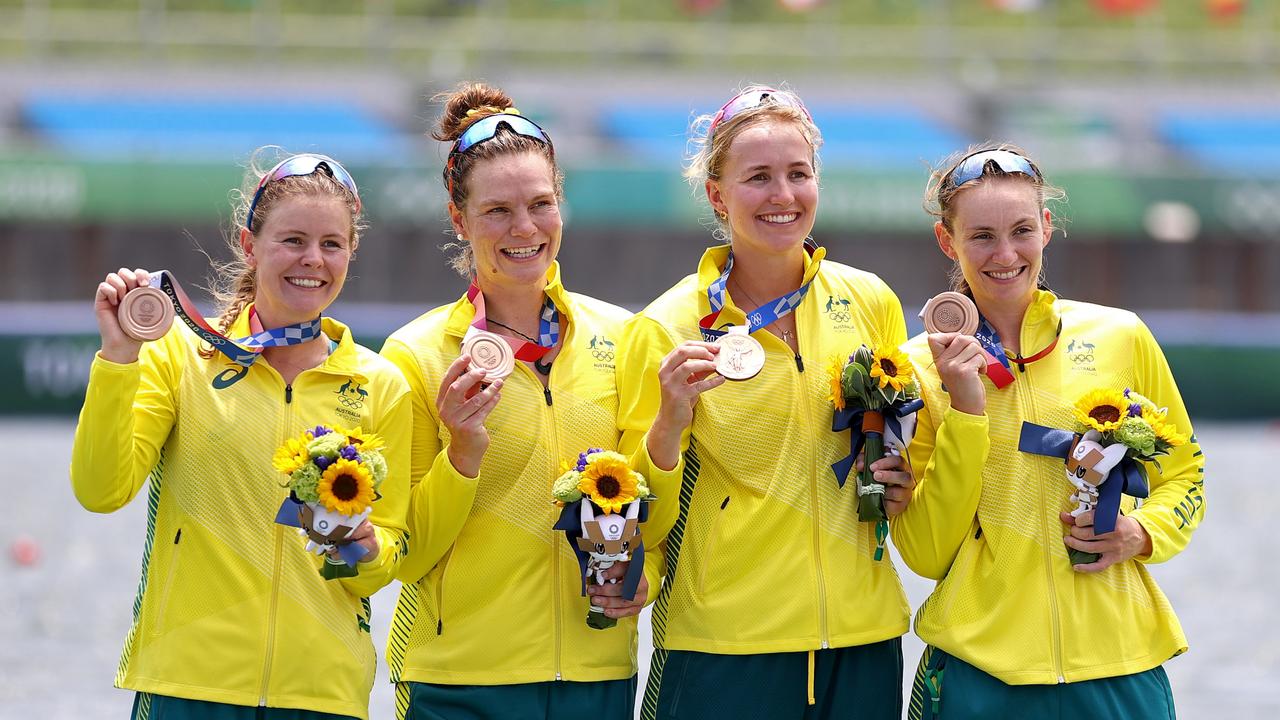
xmin=465 ymin=105 xmax=520 ymax=118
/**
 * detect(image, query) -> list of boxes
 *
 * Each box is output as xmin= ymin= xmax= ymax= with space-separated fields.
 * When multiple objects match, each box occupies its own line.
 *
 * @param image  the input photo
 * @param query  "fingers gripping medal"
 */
xmin=921 ymin=291 xmax=979 ymax=336
xmin=117 ymin=285 xmax=176 ymax=341
xmin=461 ymin=329 xmax=516 ymax=381
xmin=715 ymin=326 xmax=765 ymax=381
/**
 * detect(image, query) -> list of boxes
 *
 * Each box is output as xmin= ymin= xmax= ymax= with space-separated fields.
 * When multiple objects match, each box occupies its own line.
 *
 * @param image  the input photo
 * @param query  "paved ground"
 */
xmin=6 ymin=419 xmax=1273 ymax=718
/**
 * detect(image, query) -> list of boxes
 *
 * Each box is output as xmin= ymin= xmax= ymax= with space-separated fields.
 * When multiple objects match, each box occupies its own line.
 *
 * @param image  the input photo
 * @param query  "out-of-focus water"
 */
xmin=6 ymin=420 xmax=1271 ymax=718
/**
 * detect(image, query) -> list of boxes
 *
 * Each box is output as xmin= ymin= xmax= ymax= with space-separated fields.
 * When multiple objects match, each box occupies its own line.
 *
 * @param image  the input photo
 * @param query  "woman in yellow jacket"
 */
xmin=616 ymin=86 xmax=918 ymax=720
xmin=892 ymin=145 xmax=1205 ymax=719
xmin=383 ymin=83 xmax=677 ymax=720
xmin=71 ymin=151 xmax=412 ymax=720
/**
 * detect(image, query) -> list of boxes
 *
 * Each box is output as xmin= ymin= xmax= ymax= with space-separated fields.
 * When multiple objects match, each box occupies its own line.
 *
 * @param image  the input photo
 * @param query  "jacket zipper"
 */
xmin=537 ymin=362 xmax=564 ymax=681
xmin=260 ymin=379 xmax=294 ymax=705
xmin=1018 ymin=324 xmax=1065 ymax=683
xmin=794 ymin=337 xmax=828 ymax=648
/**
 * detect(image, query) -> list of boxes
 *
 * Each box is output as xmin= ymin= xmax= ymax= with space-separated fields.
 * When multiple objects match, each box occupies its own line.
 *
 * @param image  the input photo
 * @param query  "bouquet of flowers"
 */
xmin=551 ymin=449 xmax=654 ymax=630
xmin=1061 ymin=388 xmax=1186 ymax=564
xmin=828 ymin=345 xmax=923 ymax=559
xmin=272 ymin=425 xmax=388 ymax=580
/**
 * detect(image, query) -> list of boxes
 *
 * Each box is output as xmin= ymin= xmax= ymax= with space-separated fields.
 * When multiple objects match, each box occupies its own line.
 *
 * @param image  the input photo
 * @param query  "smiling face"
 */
xmin=935 ymin=176 xmax=1052 ymax=314
xmin=706 ymin=120 xmax=818 ymax=262
xmin=239 ymin=194 xmax=353 ymax=328
xmin=450 ymin=151 xmax=562 ymax=291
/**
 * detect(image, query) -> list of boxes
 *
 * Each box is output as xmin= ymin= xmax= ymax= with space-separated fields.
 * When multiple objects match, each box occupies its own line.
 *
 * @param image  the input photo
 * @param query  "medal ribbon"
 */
xmin=972 ymin=317 xmax=1016 ymax=389
xmin=152 ymin=270 xmax=322 ymax=367
xmin=699 ymin=241 xmax=818 ymax=343
xmin=466 ymin=283 xmax=560 ymax=361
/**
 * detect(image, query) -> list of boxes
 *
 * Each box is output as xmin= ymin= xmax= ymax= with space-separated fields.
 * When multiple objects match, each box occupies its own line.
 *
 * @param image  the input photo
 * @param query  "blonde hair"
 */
xmin=923 ymin=142 xmax=1065 ymax=294
xmin=684 ymin=84 xmax=822 ymax=243
xmin=198 ymin=146 xmax=363 ymax=359
xmin=433 ymin=81 xmax=562 ymax=278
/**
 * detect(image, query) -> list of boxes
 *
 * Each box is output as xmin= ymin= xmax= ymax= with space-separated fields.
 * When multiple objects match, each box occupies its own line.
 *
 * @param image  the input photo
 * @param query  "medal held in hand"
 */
xmin=118 ymin=285 xmax=175 ymax=342
xmin=921 ymin=291 xmax=979 ymax=336
xmin=715 ymin=328 xmax=765 ymax=381
xmin=461 ymin=329 xmax=516 ymax=380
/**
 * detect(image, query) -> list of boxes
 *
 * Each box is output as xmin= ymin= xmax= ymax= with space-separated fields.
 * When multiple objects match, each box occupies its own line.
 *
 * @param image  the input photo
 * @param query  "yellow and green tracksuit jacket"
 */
xmin=383 ymin=262 xmax=677 ymax=692
xmin=891 ymin=290 xmax=1205 ymax=685
xmin=616 ymin=244 xmax=912 ymax=655
xmin=70 ymin=309 xmax=412 ymax=719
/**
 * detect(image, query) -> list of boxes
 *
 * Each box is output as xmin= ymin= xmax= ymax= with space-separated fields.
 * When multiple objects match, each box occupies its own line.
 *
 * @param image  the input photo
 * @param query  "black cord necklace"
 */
xmin=487 ymin=318 xmax=553 ymax=374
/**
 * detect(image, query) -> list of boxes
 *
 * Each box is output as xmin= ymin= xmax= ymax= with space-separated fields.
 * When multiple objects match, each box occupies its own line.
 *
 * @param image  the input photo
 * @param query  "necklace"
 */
xmin=487 ymin=318 xmax=553 ymax=374
xmin=731 ymin=280 xmax=796 ymax=344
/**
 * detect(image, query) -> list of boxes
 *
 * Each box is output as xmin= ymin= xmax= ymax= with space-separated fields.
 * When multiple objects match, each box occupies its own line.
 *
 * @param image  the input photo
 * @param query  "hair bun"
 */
xmin=433 ymin=83 xmax=517 ymax=142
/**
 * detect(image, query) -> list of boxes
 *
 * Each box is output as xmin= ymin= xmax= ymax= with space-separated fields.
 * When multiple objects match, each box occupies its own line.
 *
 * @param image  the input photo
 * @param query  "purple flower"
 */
xmin=1128 ymin=403 xmax=1143 ymax=418
xmin=312 ymin=425 xmax=332 ymax=437
xmin=340 ymin=445 xmax=360 ymax=461
xmin=576 ymin=447 xmax=604 ymax=472
xmin=1123 ymin=388 xmax=1132 ymax=398
xmin=314 ymin=455 xmax=333 ymax=470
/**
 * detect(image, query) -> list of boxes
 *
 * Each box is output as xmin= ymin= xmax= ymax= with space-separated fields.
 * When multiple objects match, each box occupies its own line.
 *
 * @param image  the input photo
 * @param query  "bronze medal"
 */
xmin=118 ymin=285 xmax=175 ymax=342
xmin=461 ymin=330 xmax=515 ymax=380
xmin=715 ymin=332 xmax=765 ymax=381
xmin=922 ymin=291 xmax=979 ymax=336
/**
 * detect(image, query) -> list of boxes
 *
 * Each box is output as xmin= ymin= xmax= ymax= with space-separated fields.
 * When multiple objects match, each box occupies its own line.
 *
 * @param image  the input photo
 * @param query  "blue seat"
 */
xmin=23 ymin=94 xmax=412 ymax=160
xmin=599 ymin=102 xmax=967 ymax=169
xmin=1159 ymin=111 xmax=1280 ymax=176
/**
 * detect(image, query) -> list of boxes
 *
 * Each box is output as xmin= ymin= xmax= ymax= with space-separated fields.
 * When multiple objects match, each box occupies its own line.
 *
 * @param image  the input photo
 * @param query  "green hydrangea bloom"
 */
xmin=552 ymin=471 xmax=584 ymax=503
xmin=1114 ymin=416 xmax=1157 ymax=457
xmin=635 ymin=472 xmax=651 ymax=499
xmin=307 ymin=432 xmax=345 ymax=459
xmin=363 ymin=450 xmax=388 ymax=488
xmin=290 ymin=463 xmax=322 ymax=503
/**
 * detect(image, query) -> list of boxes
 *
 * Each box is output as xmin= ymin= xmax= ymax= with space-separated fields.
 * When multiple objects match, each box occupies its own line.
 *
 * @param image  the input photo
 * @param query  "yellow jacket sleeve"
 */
xmin=1127 ymin=319 xmax=1205 ymax=564
xmin=338 ymin=387 xmax=412 ymax=598
xmin=890 ymin=401 xmax=990 ymax=580
xmin=381 ymin=337 xmax=480 ymax=584
xmin=877 ymin=281 xmax=909 ymax=350
xmin=70 ymin=341 xmax=181 ymax=514
xmin=616 ymin=314 xmax=688 ymax=554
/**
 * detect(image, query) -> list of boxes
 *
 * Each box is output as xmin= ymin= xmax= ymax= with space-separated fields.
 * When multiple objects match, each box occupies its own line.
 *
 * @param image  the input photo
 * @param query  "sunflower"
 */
xmin=272 ymin=436 xmax=312 ymax=476
xmin=341 ymin=426 xmax=385 ymax=452
xmin=827 ymin=357 xmax=847 ymax=411
xmin=317 ymin=458 xmax=376 ymax=516
xmin=1073 ymin=389 xmax=1128 ymax=433
xmin=577 ymin=452 xmax=640 ymax=514
xmin=869 ymin=348 xmax=915 ymax=393
xmin=1152 ymin=417 xmax=1187 ymax=448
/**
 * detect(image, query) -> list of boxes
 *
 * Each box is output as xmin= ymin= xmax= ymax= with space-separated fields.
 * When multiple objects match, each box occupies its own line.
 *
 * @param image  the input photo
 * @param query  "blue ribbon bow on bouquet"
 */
xmin=830 ymin=399 xmax=924 ymax=489
xmin=1018 ymin=422 xmax=1150 ymax=563
xmin=275 ymin=494 xmax=371 ymax=579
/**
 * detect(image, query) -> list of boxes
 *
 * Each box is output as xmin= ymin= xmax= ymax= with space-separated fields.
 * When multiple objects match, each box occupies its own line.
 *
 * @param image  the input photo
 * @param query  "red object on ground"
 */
xmin=1093 ymin=0 xmax=1157 ymax=14
xmin=1207 ymin=0 xmax=1246 ymax=20
xmin=11 ymin=535 xmax=39 ymax=566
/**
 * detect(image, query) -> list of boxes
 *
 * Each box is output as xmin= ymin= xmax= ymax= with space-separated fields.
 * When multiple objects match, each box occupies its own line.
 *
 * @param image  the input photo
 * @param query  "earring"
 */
xmin=716 ymin=210 xmax=727 ymax=221
xmin=457 ymin=233 xmax=465 ymax=242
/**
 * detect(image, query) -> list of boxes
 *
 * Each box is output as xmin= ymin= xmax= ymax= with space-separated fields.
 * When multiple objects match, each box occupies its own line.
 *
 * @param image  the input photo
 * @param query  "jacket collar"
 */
xmin=695 ymin=243 xmax=826 ymax=323
xmin=443 ymin=261 xmax=570 ymax=339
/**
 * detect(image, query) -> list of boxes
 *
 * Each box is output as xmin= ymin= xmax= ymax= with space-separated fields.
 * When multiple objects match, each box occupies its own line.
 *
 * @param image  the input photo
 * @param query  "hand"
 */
xmin=1060 ymin=510 xmax=1153 ymax=573
xmin=927 ymin=332 xmax=987 ymax=416
xmin=588 ymin=560 xmax=649 ymax=619
xmin=648 ymin=341 xmax=726 ymax=470
xmin=437 ymin=354 xmax=504 ymax=478
xmin=95 ymin=267 xmax=152 ymax=364
xmin=326 ymin=519 xmax=380 ymax=564
xmin=857 ymin=450 xmax=916 ymax=517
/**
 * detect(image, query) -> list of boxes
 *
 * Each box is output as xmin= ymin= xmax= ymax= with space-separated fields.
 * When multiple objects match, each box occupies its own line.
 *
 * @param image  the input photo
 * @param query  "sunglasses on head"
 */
xmin=946 ymin=149 xmax=1042 ymax=190
xmin=709 ymin=88 xmax=813 ymax=134
xmin=451 ymin=113 xmax=552 ymax=156
xmin=246 ymin=154 xmax=360 ymax=232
